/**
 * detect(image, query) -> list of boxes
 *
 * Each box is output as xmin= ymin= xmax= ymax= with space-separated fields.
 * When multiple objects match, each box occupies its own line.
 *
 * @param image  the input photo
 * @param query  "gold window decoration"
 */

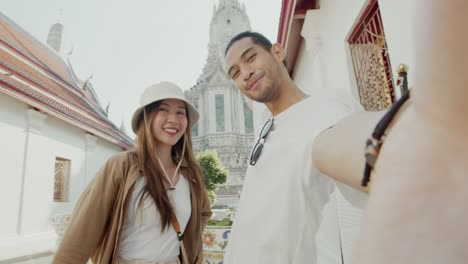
xmin=348 ymin=0 xmax=395 ymax=111
xmin=54 ymin=157 xmax=70 ymax=202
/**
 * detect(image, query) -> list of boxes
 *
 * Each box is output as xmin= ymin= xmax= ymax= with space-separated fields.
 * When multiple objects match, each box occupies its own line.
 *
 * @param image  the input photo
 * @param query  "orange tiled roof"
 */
xmin=0 ymin=13 xmax=133 ymax=149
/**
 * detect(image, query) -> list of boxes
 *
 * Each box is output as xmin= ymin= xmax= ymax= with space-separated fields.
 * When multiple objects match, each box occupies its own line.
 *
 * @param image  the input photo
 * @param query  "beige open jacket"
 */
xmin=53 ymin=151 xmax=212 ymax=264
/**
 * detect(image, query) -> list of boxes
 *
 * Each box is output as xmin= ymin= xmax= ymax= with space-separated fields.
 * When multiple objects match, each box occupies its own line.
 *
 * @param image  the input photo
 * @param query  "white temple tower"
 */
xmin=186 ymin=0 xmax=254 ymax=208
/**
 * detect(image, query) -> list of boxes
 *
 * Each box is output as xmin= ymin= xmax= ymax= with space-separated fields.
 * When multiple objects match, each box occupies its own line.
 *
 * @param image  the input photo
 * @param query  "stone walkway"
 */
xmin=0 ymin=252 xmax=53 ymax=264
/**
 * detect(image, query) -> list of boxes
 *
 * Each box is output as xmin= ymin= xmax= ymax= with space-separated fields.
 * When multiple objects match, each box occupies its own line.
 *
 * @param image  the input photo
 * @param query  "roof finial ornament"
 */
xmin=105 ymin=102 xmax=110 ymax=116
xmin=82 ymin=74 xmax=93 ymax=91
xmin=66 ymin=46 xmax=74 ymax=56
xmin=120 ymin=115 xmax=129 ymax=135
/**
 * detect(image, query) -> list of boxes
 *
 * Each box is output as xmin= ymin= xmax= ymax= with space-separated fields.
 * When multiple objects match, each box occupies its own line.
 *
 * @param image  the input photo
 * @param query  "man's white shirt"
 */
xmin=224 ymin=96 xmax=351 ymax=264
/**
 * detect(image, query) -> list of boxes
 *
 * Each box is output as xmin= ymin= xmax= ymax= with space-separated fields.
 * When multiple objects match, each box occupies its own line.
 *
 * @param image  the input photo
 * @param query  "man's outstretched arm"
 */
xmin=312 ymin=110 xmax=386 ymax=193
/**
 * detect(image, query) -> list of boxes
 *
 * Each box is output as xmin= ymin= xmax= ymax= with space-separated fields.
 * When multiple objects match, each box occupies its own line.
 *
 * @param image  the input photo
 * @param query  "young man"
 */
xmin=223 ymin=31 xmax=364 ymax=264
xmin=313 ymin=1 xmax=468 ymax=263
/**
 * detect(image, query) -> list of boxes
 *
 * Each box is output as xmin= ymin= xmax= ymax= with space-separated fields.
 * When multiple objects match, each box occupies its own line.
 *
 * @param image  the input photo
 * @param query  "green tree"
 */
xmin=196 ymin=150 xmax=228 ymax=206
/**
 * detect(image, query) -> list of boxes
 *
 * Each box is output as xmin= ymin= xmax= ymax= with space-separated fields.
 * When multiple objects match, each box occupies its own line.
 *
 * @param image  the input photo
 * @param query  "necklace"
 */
xmin=156 ymin=136 xmax=186 ymax=190
xmin=156 ymin=157 xmax=181 ymax=190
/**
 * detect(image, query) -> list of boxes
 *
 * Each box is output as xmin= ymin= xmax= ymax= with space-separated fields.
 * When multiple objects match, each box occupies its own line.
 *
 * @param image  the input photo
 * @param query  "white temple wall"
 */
xmin=0 ymin=92 xmax=28 ymax=239
xmin=283 ymin=0 xmax=416 ymax=262
xmin=0 ymin=92 xmax=123 ymax=260
xmin=378 ymin=0 xmax=416 ymax=88
xmin=224 ymin=88 xmax=232 ymax=133
xmin=236 ymin=90 xmax=246 ymax=133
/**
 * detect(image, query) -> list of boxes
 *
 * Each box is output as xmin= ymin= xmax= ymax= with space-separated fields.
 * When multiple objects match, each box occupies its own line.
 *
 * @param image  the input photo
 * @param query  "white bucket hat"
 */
xmin=131 ymin=82 xmax=199 ymax=133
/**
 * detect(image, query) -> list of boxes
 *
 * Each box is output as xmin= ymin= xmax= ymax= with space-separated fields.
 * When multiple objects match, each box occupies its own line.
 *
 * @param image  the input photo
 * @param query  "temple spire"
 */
xmin=47 ymin=12 xmax=64 ymax=52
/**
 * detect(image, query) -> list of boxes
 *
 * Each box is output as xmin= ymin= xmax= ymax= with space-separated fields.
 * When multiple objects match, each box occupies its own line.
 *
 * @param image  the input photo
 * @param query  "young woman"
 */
xmin=53 ymin=82 xmax=212 ymax=264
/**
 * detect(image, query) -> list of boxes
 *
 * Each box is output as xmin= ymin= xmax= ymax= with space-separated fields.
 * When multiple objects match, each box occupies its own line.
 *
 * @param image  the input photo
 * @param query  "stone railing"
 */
xmin=193 ymin=133 xmax=255 ymax=149
xmin=202 ymin=226 xmax=231 ymax=264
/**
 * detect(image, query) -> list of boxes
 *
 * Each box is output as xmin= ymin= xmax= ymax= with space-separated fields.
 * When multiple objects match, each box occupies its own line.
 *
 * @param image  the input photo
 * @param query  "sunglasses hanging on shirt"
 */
xmin=250 ymin=118 xmax=274 ymax=166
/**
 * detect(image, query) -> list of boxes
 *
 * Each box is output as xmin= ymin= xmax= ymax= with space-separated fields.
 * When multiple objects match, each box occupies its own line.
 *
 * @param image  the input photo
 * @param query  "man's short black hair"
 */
xmin=225 ymin=31 xmax=272 ymax=55
xmin=225 ymin=31 xmax=288 ymax=68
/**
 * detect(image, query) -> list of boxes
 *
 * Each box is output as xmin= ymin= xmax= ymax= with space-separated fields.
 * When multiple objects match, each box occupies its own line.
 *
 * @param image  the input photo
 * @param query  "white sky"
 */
xmin=1 ymin=0 xmax=282 ymax=137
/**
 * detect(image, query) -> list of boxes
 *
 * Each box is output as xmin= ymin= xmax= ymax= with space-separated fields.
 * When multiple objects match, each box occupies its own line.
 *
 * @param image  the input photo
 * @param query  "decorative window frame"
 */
xmin=53 ymin=157 xmax=71 ymax=202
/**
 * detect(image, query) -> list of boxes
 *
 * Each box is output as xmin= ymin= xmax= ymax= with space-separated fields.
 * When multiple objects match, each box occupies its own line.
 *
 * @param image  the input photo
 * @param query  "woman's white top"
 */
xmin=117 ymin=175 xmax=191 ymax=262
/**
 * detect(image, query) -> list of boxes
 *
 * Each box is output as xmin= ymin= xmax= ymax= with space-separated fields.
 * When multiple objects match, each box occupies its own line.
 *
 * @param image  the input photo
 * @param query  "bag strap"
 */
xmin=171 ymin=212 xmax=189 ymax=264
xmin=362 ymin=91 xmax=410 ymax=186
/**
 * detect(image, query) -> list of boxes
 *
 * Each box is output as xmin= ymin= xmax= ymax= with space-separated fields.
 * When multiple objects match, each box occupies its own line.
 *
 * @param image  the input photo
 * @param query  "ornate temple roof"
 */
xmin=0 ymin=12 xmax=133 ymax=149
